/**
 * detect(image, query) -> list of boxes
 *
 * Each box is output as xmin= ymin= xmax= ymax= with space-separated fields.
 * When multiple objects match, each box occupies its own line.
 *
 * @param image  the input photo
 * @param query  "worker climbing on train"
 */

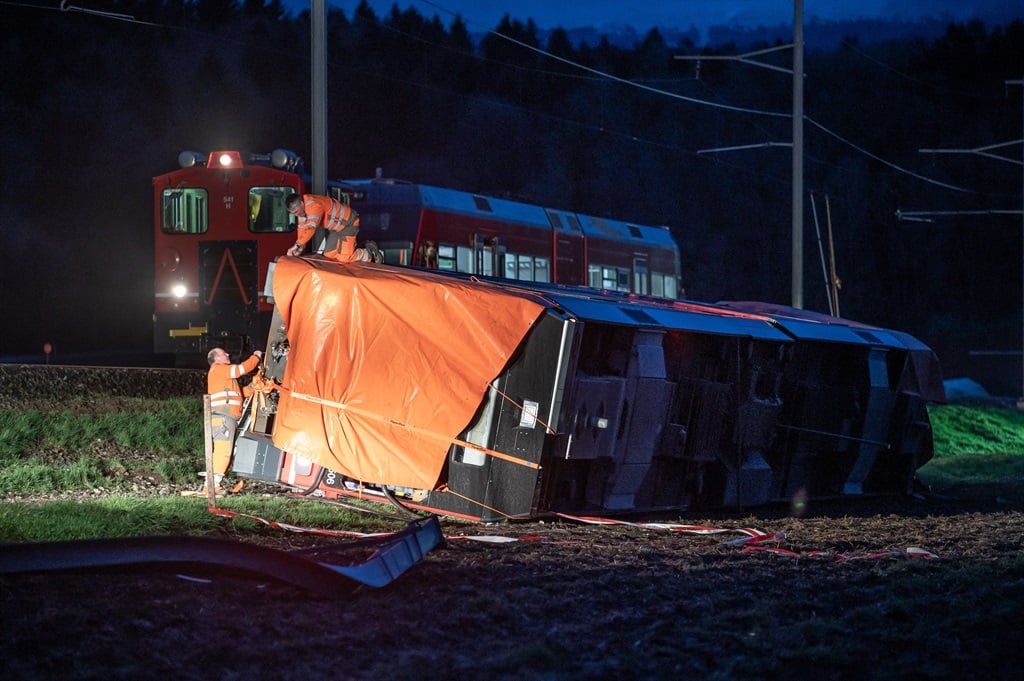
xmin=203 ymin=346 xmax=263 ymax=494
xmin=285 ymin=193 xmax=383 ymax=263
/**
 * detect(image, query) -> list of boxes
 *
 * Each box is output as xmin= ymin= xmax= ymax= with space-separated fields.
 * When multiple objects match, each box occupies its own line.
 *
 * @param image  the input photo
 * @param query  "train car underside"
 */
xmin=230 ymin=257 xmax=944 ymax=523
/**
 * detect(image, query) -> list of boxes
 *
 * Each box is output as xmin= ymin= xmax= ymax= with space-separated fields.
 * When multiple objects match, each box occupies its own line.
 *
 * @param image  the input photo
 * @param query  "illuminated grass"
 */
xmin=0 ymin=451 xmax=201 ymax=494
xmin=929 ymin=404 xmax=1024 ymax=456
xmin=917 ymin=453 xmax=1024 ymax=492
xmin=0 ymin=408 xmax=201 ymax=461
xmin=0 ymin=402 xmax=1019 ymax=542
xmin=0 ymin=495 xmax=407 ymax=542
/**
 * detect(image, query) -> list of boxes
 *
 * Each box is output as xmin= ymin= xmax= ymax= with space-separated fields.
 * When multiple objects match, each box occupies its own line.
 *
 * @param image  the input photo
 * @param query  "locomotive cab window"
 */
xmin=248 ymin=187 xmax=297 ymax=233
xmin=161 ymin=188 xmax=208 ymax=234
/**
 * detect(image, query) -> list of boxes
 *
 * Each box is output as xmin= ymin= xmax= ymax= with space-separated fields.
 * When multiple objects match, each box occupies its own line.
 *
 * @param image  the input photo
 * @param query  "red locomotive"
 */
xmin=152 ymin=149 xmax=681 ymax=365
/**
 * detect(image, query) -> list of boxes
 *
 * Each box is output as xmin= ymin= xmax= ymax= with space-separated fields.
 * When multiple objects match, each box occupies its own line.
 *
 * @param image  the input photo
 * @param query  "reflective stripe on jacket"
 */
xmin=295 ymin=194 xmax=359 ymax=246
xmin=207 ymin=354 xmax=261 ymax=418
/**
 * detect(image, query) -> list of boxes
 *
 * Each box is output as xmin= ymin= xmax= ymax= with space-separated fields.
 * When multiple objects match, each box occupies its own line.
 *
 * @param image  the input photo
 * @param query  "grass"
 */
xmin=0 ymin=401 xmax=1020 ymax=542
xmin=0 ymin=495 xmax=411 ymax=542
xmin=928 ymin=404 xmax=1024 ymax=456
xmin=0 ymin=408 xmax=201 ymax=461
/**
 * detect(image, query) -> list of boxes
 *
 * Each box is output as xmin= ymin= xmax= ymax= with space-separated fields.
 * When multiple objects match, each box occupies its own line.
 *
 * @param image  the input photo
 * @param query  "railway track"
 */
xmin=0 ymin=363 xmax=204 ymax=408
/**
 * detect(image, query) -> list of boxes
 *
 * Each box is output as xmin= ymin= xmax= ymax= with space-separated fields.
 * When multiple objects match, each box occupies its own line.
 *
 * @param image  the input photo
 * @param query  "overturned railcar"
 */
xmin=232 ymin=257 xmax=944 ymax=522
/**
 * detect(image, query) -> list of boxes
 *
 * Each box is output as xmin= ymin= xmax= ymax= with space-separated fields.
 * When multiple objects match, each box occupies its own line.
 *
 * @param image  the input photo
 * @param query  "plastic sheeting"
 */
xmin=270 ymin=257 xmax=546 ymax=490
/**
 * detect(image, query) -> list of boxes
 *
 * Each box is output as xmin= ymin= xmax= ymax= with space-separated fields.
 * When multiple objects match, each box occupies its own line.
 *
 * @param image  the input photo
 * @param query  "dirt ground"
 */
xmin=1 ymin=365 xmax=1022 ymax=680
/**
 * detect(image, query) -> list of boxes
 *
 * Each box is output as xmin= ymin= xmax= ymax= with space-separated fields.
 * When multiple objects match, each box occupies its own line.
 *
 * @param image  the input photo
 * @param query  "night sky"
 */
xmin=1 ymin=0 xmax=1021 ymax=375
xmin=317 ymin=0 xmax=1023 ymax=38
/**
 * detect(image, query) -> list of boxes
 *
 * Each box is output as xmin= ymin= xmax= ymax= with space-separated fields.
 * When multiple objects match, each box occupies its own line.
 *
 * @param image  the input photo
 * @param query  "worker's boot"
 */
xmin=364 ymin=241 xmax=383 ymax=264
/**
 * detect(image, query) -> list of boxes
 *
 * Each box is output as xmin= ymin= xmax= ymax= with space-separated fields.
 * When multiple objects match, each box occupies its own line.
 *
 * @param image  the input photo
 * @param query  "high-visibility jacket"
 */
xmin=207 ymin=353 xmax=261 ymax=417
xmin=294 ymin=194 xmax=359 ymax=248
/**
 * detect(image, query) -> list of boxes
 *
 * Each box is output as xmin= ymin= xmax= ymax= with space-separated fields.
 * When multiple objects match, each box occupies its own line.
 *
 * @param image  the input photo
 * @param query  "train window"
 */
xmin=472 ymin=196 xmax=492 ymax=212
xmin=436 ymin=244 xmax=474 ymax=273
xmin=248 ymin=188 xmax=297 ymax=233
xmin=478 ymin=244 xmax=494 ymax=277
xmin=456 ymin=246 xmax=474 ymax=273
xmin=161 ymin=188 xmax=208 ymax=234
xmin=381 ymin=242 xmax=413 ymax=266
xmin=589 ymin=264 xmax=622 ymax=291
xmin=534 ymin=257 xmax=550 ymax=283
xmin=566 ymin=215 xmax=582 ymax=232
xmin=633 ymin=259 xmax=649 ymax=295
xmin=651 ymin=273 xmax=678 ymax=299
xmin=518 ymin=254 xmax=533 ymax=281
xmin=651 ymin=273 xmax=666 ymax=298
xmin=588 ymin=265 xmax=630 ymax=292
xmin=496 ymin=253 xmax=550 ymax=282
xmin=437 ymin=243 xmax=456 ymax=271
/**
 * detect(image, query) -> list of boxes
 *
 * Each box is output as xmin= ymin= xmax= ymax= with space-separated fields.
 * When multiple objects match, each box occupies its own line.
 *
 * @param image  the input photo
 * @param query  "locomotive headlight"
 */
xmin=171 ymin=283 xmax=188 ymax=298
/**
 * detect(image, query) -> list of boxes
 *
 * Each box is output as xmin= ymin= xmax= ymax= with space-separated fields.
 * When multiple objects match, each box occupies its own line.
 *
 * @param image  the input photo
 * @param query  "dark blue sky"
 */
xmin=314 ymin=0 xmax=1022 ymax=40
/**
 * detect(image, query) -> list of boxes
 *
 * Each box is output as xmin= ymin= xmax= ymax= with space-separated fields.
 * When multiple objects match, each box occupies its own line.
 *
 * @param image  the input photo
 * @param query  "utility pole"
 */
xmin=311 ymin=0 xmax=327 ymax=195
xmin=675 ymin=1 xmax=805 ymax=309
xmin=1012 ymin=78 xmax=1023 ymax=404
xmin=792 ymin=0 xmax=804 ymax=309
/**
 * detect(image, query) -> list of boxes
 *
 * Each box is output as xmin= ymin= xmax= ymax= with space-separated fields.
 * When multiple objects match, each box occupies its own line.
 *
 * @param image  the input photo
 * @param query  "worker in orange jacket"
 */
xmin=205 ymin=347 xmax=262 ymax=490
xmin=285 ymin=193 xmax=382 ymax=263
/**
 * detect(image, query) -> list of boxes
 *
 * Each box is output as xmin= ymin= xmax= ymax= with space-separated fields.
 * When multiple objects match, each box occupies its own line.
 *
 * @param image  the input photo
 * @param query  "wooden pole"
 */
xmin=203 ymin=395 xmax=216 ymax=508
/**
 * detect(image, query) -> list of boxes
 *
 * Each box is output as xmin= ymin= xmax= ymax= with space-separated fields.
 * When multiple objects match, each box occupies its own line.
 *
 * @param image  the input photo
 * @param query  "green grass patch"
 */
xmin=0 ymin=455 xmax=107 ymax=494
xmin=917 ymin=453 xmax=1024 ymax=488
xmin=0 ymin=408 xmax=201 ymax=461
xmin=0 ymin=451 xmax=201 ymax=495
xmin=929 ymin=404 xmax=1024 ymax=456
xmin=0 ymin=494 xmax=409 ymax=542
xmin=0 ymin=401 xmax=1019 ymax=543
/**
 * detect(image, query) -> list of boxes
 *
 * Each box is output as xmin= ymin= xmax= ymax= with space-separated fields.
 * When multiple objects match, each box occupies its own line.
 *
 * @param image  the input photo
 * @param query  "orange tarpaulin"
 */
xmin=270 ymin=257 xmax=546 ymax=490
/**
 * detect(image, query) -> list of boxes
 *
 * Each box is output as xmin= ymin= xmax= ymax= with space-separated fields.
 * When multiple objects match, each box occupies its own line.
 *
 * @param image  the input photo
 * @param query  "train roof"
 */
xmin=414 ymin=268 xmax=943 ymax=385
xmin=342 ymin=179 xmax=676 ymax=248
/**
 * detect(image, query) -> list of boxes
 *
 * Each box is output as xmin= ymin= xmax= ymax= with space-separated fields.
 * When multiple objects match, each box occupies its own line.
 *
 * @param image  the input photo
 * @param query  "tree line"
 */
xmin=1 ymin=0 xmax=1022 ymax=390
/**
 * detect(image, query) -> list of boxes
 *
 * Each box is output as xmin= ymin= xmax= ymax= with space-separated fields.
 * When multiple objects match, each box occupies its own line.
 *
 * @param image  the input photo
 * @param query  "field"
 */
xmin=0 ymin=365 xmax=1022 ymax=680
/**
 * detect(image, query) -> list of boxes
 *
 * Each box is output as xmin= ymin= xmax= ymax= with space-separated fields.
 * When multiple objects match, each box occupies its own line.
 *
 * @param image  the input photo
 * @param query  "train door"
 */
xmin=474 ymin=234 xmax=503 ymax=277
xmin=548 ymin=210 xmax=585 ymax=286
xmin=198 ymin=240 xmax=259 ymax=356
xmin=633 ymin=255 xmax=649 ymax=295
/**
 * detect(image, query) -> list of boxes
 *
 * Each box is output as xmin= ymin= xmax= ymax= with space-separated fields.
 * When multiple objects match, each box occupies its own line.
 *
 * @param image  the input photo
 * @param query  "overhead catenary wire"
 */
xmin=13 ymin=0 xmax=1002 ymax=197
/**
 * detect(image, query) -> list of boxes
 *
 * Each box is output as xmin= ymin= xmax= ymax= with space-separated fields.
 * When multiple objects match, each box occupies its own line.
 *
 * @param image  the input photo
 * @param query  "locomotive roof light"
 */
xmin=270 ymin=148 xmax=301 ymax=171
xmin=177 ymin=150 xmax=206 ymax=168
xmin=210 ymin=151 xmax=243 ymax=169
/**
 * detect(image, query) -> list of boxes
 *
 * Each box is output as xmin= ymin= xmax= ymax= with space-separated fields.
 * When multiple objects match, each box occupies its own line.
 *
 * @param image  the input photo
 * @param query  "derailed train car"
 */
xmin=232 ymin=256 xmax=944 ymax=522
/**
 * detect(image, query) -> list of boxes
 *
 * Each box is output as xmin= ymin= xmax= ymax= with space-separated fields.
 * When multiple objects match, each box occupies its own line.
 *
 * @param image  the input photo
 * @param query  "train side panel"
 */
xmin=234 ymin=261 xmax=942 ymax=522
